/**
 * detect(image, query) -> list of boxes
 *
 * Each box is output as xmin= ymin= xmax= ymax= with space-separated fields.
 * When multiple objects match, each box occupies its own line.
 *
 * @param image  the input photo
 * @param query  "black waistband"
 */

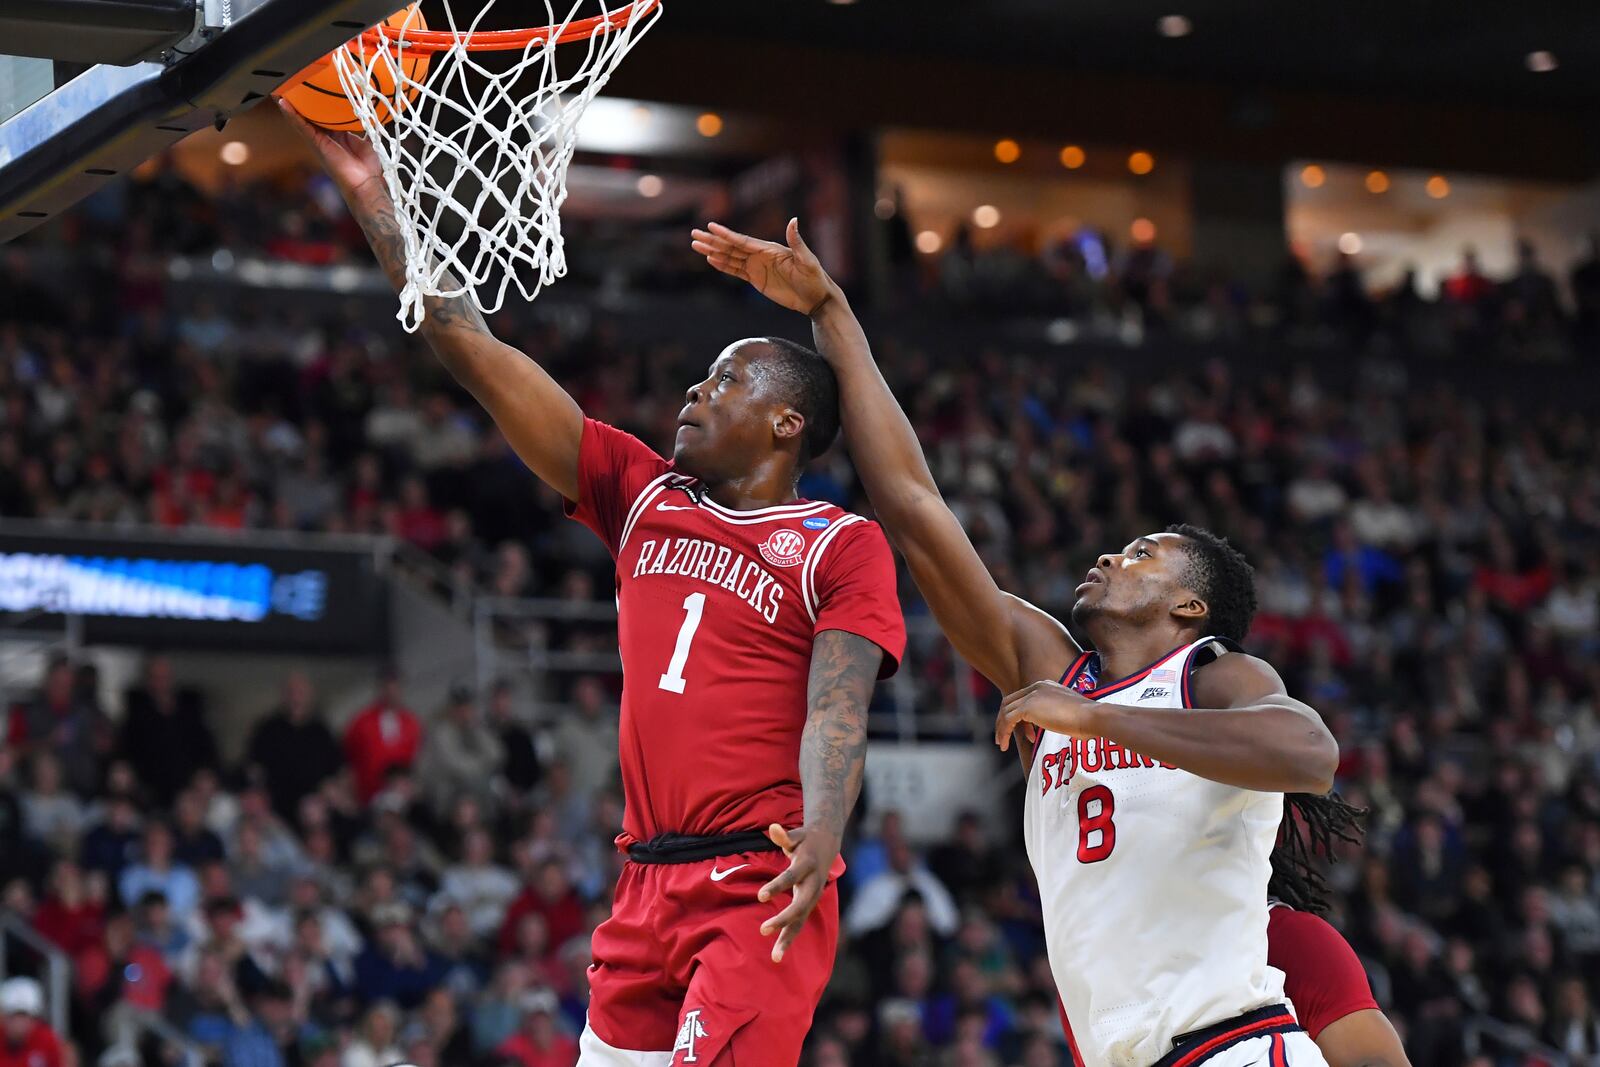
xmin=626 ymin=831 xmax=781 ymax=865
xmin=1153 ymin=1004 xmax=1301 ymax=1067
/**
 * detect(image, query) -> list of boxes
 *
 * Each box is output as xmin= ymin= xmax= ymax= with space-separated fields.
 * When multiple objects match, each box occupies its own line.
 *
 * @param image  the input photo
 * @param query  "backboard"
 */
xmin=0 ymin=0 xmax=410 ymax=242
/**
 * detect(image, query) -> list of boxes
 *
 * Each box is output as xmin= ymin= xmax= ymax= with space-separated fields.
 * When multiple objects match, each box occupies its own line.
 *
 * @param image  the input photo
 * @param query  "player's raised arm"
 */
xmin=279 ymin=100 xmax=582 ymax=501
xmin=996 ymin=650 xmax=1338 ymax=794
xmin=693 ymin=220 xmax=1078 ymax=695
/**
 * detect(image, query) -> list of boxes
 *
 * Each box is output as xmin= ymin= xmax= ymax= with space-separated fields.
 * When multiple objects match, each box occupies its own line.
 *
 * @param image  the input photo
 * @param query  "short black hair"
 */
xmin=1165 ymin=523 xmax=1256 ymax=641
xmin=756 ymin=337 xmax=840 ymax=468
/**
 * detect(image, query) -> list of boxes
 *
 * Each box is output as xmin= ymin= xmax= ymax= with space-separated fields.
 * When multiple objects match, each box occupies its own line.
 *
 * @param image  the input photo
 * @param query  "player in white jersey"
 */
xmin=694 ymin=221 xmax=1341 ymax=1067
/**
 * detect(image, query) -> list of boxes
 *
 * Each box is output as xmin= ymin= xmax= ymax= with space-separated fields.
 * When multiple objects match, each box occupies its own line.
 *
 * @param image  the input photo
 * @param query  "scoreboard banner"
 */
xmin=0 ymin=525 xmax=389 ymax=654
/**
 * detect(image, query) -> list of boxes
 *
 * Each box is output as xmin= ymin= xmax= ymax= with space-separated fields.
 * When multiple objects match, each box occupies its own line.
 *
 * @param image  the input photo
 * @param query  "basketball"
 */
xmin=276 ymin=3 xmax=429 ymax=131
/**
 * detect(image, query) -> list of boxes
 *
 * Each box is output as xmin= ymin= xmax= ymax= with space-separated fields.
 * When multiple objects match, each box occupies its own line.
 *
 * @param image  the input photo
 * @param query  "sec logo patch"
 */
xmin=760 ymin=528 xmax=806 ymax=568
xmin=803 ymin=516 xmax=830 ymax=530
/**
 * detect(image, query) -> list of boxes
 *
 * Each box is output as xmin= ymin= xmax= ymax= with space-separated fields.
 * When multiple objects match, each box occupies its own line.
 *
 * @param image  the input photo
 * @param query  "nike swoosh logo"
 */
xmin=709 ymin=864 xmax=748 ymax=882
xmin=656 ymin=502 xmax=699 ymax=511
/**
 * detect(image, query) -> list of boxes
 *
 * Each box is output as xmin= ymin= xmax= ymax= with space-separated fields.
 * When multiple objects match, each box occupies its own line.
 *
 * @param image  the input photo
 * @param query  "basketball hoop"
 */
xmin=330 ymin=1 xmax=663 ymax=331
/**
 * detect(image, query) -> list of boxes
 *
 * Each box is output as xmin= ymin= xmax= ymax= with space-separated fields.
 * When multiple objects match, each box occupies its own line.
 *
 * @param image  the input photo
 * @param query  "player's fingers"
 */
xmin=691 ymin=241 xmax=738 ymax=264
xmin=772 ymin=913 xmax=807 ymax=963
xmin=761 ymin=880 xmax=818 ymax=941
xmin=693 ymin=240 xmax=749 ymax=269
xmin=701 ymin=255 xmax=750 ymax=282
xmin=1004 ymin=679 xmax=1045 ymax=701
xmin=758 ymin=864 xmax=802 ymax=904
xmin=689 ymin=228 xmax=738 ymax=251
xmin=275 ymin=96 xmax=306 ymax=127
xmin=995 ymin=705 xmax=1023 ymax=751
xmin=275 ymin=98 xmax=324 ymax=147
xmin=760 ymin=896 xmax=805 ymax=938
xmin=705 ymin=221 xmax=753 ymax=245
xmin=766 ymin=823 xmax=805 ymax=854
xmin=696 ymin=242 xmax=746 ymax=267
xmin=786 ymin=217 xmax=820 ymax=265
xmin=707 ymin=222 xmax=777 ymax=253
xmin=999 ymin=682 xmax=1044 ymax=715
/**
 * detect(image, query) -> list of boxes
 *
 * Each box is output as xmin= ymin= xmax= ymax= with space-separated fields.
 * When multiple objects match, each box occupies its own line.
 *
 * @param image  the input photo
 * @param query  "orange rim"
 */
xmin=362 ymin=0 xmax=660 ymax=54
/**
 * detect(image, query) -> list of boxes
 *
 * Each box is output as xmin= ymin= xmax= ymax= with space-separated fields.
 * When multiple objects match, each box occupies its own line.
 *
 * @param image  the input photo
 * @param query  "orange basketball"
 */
xmin=278 ymin=4 xmax=430 ymax=131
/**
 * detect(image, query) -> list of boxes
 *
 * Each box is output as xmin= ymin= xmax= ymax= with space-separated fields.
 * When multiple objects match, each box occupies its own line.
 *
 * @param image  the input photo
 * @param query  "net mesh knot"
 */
xmin=332 ymin=1 xmax=662 ymax=331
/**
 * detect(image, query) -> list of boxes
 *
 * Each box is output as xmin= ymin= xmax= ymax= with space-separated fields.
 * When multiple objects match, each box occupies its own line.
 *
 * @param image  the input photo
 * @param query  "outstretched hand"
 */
xmin=275 ymin=98 xmax=388 ymax=207
xmin=757 ymin=822 xmax=838 ymax=963
xmin=692 ymin=218 xmax=838 ymax=316
xmin=995 ymin=680 xmax=1102 ymax=751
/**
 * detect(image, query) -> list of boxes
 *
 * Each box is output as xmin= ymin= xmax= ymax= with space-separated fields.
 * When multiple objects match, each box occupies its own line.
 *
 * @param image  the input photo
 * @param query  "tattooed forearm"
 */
xmin=306 ymin=129 xmax=584 ymax=501
xmin=801 ymin=630 xmax=882 ymax=843
xmin=350 ymin=194 xmax=489 ymax=341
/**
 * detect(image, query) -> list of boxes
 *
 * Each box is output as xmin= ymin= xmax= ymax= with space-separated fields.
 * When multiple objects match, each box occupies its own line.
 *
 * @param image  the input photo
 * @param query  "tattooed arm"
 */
xmin=758 ymin=629 xmax=882 ymax=962
xmin=278 ymin=99 xmax=583 ymax=500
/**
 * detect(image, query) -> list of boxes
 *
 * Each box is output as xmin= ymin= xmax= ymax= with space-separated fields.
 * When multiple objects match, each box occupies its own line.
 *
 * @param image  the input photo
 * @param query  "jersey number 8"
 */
xmin=1076 ymin=785 xmax=1116 ymax=863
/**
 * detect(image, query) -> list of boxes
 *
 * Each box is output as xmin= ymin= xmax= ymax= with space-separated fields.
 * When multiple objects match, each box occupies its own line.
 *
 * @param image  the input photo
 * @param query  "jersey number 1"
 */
xmin=658 ymin=592 xmax=706 ymax=694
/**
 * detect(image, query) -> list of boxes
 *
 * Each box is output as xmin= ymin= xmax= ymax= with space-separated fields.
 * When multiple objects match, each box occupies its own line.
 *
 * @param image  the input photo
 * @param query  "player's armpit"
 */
xmin=1002 ymin=593 xmax=1084 ymax=689
xmin=1314 ymin=1010 xmax=1411 ymax=1067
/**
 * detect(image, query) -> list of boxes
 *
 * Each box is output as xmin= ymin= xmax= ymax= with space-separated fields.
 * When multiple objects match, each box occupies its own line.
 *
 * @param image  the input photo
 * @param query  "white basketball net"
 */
xmin=332 ymin=1 xmax=663 ymax=331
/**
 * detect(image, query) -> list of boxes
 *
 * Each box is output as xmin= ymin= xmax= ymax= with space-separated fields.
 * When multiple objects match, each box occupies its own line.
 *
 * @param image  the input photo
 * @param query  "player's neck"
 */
xmin=699 ymin=458 xmax=802 ymax=511
xmin=1089 ymin=623 xmax=1195 ymax=682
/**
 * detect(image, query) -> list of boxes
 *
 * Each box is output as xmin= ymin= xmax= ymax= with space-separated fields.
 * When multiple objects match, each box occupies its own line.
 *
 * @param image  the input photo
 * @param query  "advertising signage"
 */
xmin=0 ymin=525 xmax=389 ymax=654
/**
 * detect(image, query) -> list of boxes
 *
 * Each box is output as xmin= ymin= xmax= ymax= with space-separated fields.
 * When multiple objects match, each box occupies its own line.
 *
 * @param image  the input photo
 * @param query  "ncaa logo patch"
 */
xmin=760 ymin=528 xmax=806 ymax=568
xmin=803 ymin=516 xmax=830 ymax=530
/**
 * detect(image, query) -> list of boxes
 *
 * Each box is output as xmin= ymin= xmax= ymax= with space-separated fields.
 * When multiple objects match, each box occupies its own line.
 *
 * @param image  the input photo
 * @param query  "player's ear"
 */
xmin=772 ymin=405 xmax=805 ymax=449
xmin=1171 ymin=594 xmax=1207 ymax=624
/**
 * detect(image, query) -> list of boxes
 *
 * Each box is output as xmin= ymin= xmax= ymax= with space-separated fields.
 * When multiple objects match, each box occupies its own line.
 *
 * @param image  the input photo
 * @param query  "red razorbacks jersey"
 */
xmin=1267 ymin=903 xmax=1380 ymax=1039
xmin=565 ymin=418 xmax=905 ymax=846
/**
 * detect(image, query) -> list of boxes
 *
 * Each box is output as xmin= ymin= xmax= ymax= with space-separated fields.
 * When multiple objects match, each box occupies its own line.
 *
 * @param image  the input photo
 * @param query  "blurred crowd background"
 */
xmin=3 ymin=159 xmax=1600 ymax=1067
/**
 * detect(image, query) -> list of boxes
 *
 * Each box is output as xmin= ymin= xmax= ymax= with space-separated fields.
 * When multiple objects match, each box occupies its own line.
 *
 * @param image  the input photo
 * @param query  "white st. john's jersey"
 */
xmin=1023 ymin=637 xmax=1288 ymax=1067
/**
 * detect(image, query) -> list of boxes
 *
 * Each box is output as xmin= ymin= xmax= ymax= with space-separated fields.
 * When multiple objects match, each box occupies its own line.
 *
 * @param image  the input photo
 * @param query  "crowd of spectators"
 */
xmin=26 ymin=159 xmax=1600 ymax=363
xmin=3 ymin=159 xmax=1600 ymax=1067
xmin=913 ymin=218 xmax=1600 ymax=363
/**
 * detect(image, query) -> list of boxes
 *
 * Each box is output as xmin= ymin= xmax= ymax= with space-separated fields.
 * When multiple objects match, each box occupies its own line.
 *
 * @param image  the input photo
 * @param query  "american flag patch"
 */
xmin=1149 ymin=669 xmax=1177 ymax=684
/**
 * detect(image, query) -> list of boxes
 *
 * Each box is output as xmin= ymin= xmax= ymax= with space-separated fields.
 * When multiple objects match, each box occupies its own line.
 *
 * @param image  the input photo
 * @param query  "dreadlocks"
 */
xmin=1267 ymin=791 xmax=1367 ymax=914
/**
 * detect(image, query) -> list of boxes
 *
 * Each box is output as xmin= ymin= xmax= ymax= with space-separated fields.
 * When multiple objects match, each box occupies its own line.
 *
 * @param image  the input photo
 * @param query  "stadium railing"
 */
xmin=0 ymin=609 xmax=83 ymax=714
xmin=0 ymin=911 xmax=71 ymax=1036
xmin=471 ymin=596 xmax=984 ymax=741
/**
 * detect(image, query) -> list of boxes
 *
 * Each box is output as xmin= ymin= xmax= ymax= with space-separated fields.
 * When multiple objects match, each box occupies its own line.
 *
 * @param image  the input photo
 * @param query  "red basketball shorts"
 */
xmin=579 ymin=847 xmax=839 ymax=1066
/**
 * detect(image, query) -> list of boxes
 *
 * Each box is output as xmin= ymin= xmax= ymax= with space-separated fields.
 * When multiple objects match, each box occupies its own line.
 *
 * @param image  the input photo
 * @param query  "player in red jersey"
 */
xmin=1267 ymin=795 xmax=1410 ymax=1067
xmin=284 ymin=107 xmax=906 ymax=1067
xmin=1268 ymin=908 xmax=1407 ymax=1067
